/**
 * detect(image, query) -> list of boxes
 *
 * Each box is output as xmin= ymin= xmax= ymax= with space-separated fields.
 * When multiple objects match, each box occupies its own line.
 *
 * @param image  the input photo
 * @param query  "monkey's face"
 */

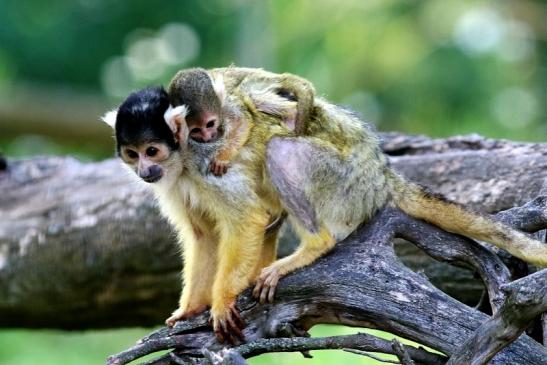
xmin=102 ymin=86 xmax=183 ymax=184
xmin=120 ymin=142 xmax=172 ymax=183
xmin=187 ymin=111 xmax=220 ymax=143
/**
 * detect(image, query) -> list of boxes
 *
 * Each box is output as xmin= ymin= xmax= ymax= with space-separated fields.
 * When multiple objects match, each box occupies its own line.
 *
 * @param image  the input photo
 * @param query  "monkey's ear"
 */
xmin=209 ymin=73 xmax=226 ymax=105
xmin=164 ymin=104 xmax=189 ymax=143
xmin=101 ymin=109 xmax=118 ymax=129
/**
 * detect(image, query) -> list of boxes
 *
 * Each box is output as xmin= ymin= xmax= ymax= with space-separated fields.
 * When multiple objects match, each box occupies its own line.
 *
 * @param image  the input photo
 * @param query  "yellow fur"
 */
xmin=156 ymin=67 xmax=546 ymax=333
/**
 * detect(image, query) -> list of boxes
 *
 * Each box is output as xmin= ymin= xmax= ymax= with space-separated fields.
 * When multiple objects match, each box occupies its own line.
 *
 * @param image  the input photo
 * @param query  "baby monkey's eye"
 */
xmin=190 ymin=128 xmax=201 ymax=134
xmin=206 ymin=120 xmax=216 ymax=128
xmin=126 ymin=149 xmax=138 ymax=159
xmin=146 ymin=147 xmax=158 ymax=157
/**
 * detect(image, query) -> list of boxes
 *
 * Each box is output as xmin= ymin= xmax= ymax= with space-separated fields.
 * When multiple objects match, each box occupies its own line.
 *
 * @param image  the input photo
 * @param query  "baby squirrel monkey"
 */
xmin=104 ymin=67 xmax=547 ymax=345
xmin=168 ymin=67 xmax=314 ymax=175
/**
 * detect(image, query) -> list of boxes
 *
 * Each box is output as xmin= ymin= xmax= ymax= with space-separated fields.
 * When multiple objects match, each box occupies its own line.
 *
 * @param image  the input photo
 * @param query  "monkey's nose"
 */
xmin=141 ymin=165 xmax=163 ymax=183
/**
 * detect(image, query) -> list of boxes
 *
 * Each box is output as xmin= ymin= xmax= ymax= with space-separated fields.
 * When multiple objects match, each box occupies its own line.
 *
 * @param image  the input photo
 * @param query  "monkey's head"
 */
xmin=102 ymin=86 xmax=188 ymax=184
xmin=168 ymin=68 xmax=226 ymax=143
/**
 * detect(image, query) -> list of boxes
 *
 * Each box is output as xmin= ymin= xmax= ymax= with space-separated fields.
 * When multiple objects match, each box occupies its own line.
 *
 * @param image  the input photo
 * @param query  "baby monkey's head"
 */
xmin=168 ymin=68 xmax=227 ymax=144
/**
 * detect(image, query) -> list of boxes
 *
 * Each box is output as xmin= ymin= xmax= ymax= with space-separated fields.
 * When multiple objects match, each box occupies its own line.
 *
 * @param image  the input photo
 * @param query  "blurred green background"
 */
xmin=0 ymin=0 xmax=545 ymax=364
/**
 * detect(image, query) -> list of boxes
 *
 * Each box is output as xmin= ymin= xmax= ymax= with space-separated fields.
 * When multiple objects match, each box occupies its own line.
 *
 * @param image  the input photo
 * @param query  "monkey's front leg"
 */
xmin=211 ymin=210 xmax=269 ymax=344
xmin=166 ymin=226 xmax=218 ymax=327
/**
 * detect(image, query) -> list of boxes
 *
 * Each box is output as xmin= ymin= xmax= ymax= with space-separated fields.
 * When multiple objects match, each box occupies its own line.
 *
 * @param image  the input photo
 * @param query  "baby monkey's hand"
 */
xmin=209 ymin=159 xmax=231 ymax=176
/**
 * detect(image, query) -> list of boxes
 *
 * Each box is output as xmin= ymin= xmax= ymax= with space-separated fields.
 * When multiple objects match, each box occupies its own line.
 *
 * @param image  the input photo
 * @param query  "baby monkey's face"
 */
xmin=187 ymin=111 xmax=220 ymax=143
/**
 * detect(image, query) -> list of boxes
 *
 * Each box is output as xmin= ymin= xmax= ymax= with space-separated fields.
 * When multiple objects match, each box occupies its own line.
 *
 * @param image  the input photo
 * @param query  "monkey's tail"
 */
xmin=389 ymin=172 xmax=547 ymax=267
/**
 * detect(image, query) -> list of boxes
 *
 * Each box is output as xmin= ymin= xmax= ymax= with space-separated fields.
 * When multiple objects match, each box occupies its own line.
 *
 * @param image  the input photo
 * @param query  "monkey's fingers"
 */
xmin=229 ymin=303 xmax=246 ymax=329
xmin=165 ymin=305 xmax=208 ymax=327
xmin=252 ymin=279 xmax=264 ymax=299
xmin=259 ymin=274 xmax=279 ymax=304
xmin=254 ymin=267 xmax=281 ymax=304
xmin=213 ymin=320 xmax=226 ymax=344
xmin=213 ymin=305 xmax=245 ymax=345
xmin=209 ymin=160 xmax=230 ymax=177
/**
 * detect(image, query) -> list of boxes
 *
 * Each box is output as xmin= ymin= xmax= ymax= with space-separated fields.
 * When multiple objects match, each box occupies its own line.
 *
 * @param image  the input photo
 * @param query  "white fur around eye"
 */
xmin=101 ymin=109 xmax=118 ymax=128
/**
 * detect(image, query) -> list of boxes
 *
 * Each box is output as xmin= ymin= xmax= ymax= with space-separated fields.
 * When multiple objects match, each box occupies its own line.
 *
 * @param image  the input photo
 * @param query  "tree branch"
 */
xmin=447 ymin=269 xmax=547 ymax=365
xmin=2 ymin=134 xmax=547 ymax=363
xmin=1 ymin=135 xmax=546 ymax=328
xmin=107 ymin=197 xmax=547 ymax=365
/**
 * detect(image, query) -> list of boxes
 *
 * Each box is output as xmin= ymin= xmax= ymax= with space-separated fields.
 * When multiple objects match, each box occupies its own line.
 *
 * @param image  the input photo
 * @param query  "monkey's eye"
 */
xmin=126 ymin=149 xmax=138 ymax=159
xmin=146 ymin=146 xmax=158 ymax=157
xmin=190 ymin=128 xmax=201 ymax=135
xmin=206 ymin=120 xmax=216 ymax=128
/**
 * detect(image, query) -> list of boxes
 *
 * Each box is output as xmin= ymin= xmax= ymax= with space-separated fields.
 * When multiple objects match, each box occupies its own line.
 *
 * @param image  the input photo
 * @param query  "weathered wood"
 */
xmin=107 ymin=201 xmax=547 ymax=365
xmin=2 ymin=134 xmax=546 ymax=363
xmin=0 ymin=135 xmax=546 ymax=328
xmin=447 ymin=269 xmax=547 ymax=365
xmin=0 ymin=134 xmax=547 ymax=329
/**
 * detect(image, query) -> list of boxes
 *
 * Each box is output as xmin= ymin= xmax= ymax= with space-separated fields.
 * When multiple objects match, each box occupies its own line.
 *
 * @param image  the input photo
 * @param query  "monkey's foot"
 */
xmin=165 ymin=305 xmax=208 ymax=327
xmin=211 ymin=302 xmax=245 ymax=345
xmin=252 ymin=265 xmax=282 ymax=304
xmin=209 ymin=159 xmax=230 ymax=176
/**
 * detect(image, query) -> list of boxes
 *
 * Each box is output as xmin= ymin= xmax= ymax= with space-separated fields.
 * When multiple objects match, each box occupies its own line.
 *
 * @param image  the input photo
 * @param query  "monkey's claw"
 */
xmin=252 ymin=266 xmax=281 ymax=304
xmin=209 ymin=160 xmax=230 ymax=176
xmin=212 ymin=302 xmax=245 ymax=345
xmin=165 ymin=305 xmax=207 ymax=327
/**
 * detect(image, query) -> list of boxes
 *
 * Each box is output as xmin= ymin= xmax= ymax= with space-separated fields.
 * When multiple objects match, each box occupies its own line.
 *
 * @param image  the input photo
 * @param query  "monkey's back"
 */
xmin=298 ymin=99 xmax=393 ymax=240
xmin=241 ymin=95 xmax=393 ymax=241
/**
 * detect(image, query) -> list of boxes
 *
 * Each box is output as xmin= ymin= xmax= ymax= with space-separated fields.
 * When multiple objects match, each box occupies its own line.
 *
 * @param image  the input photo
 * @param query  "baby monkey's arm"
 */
xmin=209 ymin=115 xmax=251 ymax=176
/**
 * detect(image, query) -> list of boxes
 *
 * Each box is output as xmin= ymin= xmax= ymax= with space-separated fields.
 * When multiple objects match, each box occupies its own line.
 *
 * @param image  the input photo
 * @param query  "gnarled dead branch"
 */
xmin=107 ymin=196 xmax=547 ymax=365
xmin=1 ymin=134 xmax=546 ymax=363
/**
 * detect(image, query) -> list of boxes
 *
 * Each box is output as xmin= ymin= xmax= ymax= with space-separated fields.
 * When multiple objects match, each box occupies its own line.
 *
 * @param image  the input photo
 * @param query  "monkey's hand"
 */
xmin=165 ymin=305 xmax=208 ymax=327
xmin=252 ymin=265 xmax=282 ymax=304
xmin=209 ymin=159 xmax=231 ymax=176
xmin=211 ymin=301 xmax=245 ymax=345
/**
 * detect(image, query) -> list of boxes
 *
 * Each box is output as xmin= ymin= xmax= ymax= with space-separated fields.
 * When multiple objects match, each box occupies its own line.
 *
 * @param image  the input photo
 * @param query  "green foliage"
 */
xmin=0 ymin=0 xmax=544 ymax=158
xmin=0 ymin=328 xmax=152 ymax=365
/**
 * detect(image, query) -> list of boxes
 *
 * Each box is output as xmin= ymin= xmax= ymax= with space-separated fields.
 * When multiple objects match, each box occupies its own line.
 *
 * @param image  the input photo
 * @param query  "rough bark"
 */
xmin=106 ymin=200 xmax=547 ymax=365
xmin=0 ymin=134 xmax=546 ymax=329
xmin=447 ymin=269 xmax=547 ymax=365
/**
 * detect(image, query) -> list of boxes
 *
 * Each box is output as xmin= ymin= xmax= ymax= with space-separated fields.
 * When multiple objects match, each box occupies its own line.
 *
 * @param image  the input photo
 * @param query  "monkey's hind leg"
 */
xmin=253 ymin=224 xmax=335 ymax=303
xmin=254 ymin=137 xmax=340 ymax=303
xmin=254 ymin=224 xmax=281 ymax=279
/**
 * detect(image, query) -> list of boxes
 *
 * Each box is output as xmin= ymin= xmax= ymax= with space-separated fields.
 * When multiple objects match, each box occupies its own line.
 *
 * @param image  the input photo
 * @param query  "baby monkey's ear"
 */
xmin=101 ymin=109 xmax=118 ymax=129
xmin=209 ymin=73 xmax=226 ymax=106
xmin=164 ymin=104 xmax=190 ymax=144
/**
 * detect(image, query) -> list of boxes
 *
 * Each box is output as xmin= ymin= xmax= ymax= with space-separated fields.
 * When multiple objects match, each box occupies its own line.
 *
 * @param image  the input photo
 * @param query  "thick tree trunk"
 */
xmin=0 ymin=134 xmax=545 ymax=329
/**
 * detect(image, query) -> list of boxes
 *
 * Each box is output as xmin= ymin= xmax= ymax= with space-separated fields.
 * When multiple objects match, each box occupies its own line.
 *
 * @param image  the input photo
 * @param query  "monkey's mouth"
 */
xmin=190 ymin=125 xmax=225 ymax=144
xmin=142 ymin=174 xmax=163 ymax=183
xmin=191 ymin=136 xmax=220 ymax=144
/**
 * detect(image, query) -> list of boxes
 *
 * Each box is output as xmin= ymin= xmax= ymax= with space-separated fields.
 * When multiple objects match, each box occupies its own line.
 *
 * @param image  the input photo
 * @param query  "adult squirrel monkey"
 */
xmin=103 ymin=67 xmax=547 ymax=344
xmin=102 ymin=68 xmax=307 ymax=344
